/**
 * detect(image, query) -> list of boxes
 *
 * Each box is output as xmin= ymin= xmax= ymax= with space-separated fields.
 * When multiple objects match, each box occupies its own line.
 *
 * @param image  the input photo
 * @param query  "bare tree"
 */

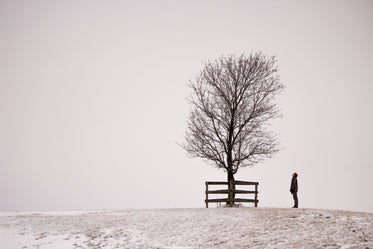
xmin=183 ymin=52 xmax=284 ymax=204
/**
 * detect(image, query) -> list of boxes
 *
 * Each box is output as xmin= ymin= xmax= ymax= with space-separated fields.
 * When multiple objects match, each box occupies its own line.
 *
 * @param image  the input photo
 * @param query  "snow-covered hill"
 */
xmin=1 ymin=208 xmax=372 ymax=248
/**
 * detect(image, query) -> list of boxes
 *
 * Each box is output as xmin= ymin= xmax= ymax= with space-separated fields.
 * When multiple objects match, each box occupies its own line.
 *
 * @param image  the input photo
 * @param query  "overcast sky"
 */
xmin=1 ymin=0 xmax=372 ymax=213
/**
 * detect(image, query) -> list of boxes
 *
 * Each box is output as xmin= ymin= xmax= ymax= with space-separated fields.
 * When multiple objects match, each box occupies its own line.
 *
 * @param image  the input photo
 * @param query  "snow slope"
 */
xmin=0 ymin=208 xmax=372 ymax=248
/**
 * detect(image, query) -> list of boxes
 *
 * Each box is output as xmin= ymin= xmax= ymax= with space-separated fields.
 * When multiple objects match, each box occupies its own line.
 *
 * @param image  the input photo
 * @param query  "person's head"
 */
xmin=293 ymin=172 xmax=298 ymax=177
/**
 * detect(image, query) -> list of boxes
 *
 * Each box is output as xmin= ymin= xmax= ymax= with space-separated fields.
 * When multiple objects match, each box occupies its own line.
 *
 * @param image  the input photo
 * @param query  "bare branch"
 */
xmin=182 ymin=52 xmax=284 ymax=175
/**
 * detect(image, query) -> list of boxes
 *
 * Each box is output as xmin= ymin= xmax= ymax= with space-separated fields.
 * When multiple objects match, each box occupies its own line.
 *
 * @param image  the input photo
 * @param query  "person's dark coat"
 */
xmin=290 ymin=176 xmax=298 ymax=193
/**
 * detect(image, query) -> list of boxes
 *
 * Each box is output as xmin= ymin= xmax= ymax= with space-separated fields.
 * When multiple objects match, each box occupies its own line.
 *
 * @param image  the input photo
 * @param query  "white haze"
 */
xmin=0 ymin=0 xmax=373 ymax=213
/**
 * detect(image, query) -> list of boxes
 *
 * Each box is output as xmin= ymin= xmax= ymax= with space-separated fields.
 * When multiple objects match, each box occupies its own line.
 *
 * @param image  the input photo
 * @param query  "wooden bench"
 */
xmin=205 ymin=181 xmax=259 ymax=208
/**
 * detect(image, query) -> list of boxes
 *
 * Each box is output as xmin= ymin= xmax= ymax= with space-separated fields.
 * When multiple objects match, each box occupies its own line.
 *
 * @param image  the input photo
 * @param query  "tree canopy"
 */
xmin=183 ymin=52 xmax=284 ymax=179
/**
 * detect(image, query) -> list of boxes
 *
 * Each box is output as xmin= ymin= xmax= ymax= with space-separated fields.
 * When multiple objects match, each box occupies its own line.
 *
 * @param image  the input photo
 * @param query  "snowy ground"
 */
xmin=0 ymin=208 xmax=372 ymax=249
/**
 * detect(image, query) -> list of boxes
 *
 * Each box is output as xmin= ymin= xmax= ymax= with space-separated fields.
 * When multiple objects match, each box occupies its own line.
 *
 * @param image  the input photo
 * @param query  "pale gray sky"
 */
xmin=1 ymin=0 xmax=372 ymax=213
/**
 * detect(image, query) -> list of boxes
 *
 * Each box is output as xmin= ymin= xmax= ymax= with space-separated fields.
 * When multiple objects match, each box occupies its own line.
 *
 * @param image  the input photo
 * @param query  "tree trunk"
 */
xmin=227 ymin=170 xmax=235 ymax=206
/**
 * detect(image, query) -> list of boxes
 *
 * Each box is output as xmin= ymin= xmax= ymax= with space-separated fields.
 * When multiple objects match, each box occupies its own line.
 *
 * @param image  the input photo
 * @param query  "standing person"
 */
xmin=290 ymin=173 xmax=298 ymax=208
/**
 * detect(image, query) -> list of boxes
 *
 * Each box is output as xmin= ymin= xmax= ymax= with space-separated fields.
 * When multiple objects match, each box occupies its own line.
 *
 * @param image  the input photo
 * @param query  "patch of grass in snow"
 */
xmin=0 ymin=208 xmax=372 ymax=249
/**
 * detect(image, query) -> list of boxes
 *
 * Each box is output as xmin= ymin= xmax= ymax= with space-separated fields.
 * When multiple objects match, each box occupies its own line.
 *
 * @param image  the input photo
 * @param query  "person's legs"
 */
xmin=292 ymin=192 xmax=298 ymax=208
